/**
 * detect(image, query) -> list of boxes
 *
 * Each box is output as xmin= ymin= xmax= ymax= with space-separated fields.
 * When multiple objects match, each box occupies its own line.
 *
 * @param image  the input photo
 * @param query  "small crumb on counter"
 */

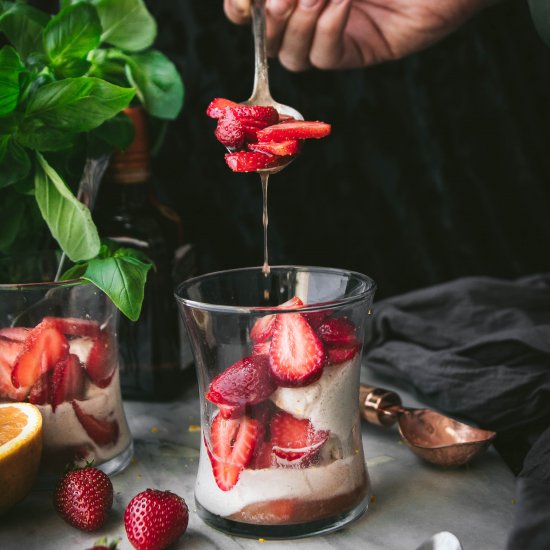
xmin=258 ymin=538 xmax=266 ymax=543
xmin=370 ymin=495 xmax=377 ymax=504
xmin=150 ymin=426 xmax=159 ymax=433
xmin=188 ymin=424 xmax=201 ymax=433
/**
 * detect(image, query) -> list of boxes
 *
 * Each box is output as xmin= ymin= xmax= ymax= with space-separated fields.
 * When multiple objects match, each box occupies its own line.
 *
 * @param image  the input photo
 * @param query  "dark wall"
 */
xmin=147 ymin=0 xmax=550 ymax=298
xmin=36 ymin=0 xmax=550 ymax=298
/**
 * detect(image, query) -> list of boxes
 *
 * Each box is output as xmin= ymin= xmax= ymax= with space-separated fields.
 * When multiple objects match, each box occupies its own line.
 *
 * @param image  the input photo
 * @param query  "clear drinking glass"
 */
xmin=176 ymin=266 xmax=376 ymax=538
xmin=0 ymin=254 xmax=133 ymax=476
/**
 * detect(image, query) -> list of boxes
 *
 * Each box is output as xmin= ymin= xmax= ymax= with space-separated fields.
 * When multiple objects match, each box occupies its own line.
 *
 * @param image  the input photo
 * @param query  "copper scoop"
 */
xmin=359 ymin=385 xmax=496 ymax=466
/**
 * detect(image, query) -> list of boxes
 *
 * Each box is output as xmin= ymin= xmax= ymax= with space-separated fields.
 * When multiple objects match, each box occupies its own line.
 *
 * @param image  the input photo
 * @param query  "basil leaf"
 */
xmin=0 ymin=3 xmax=48 ymax=59
xmin=53 ymin=57 xmax=91 ymax=79
xmin=529 ymin=0 xmax=550 ymax=47
xmin=34 ymin=152 xmax=100 ymax=262
xmin=16 ymin=121 xmax=76 ymax=151
xmin=0 ymin=138 xmax=30 ymax=188
xmin=78 ymin=253 xmax=152 ymax=320
xmin=25 ymin=76 xmax=135 ymax=133
xmin=0 ymin=187 xmax=25 ymax=250
xmin=92 ymin=0 xmax=156 ymax=52
xmin=44 ymin=3 xmax=101 ymax=67
xmin=0 ymin=45 xmax=23 ymax=115
xmin=88 ymin=110 xmax=134 ymax=152
xmin=126 ymin=50 xmax=184 ymax=120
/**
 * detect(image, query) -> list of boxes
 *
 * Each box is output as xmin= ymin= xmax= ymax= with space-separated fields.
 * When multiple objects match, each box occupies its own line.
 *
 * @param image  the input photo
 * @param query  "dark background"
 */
xmin=42 ymin=0 xmax=550 ymax=299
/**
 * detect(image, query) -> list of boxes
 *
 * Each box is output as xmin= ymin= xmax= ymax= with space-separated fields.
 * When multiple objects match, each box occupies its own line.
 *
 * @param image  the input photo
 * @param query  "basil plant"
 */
xmin=0 ymin=0 xmax=184 ymax=320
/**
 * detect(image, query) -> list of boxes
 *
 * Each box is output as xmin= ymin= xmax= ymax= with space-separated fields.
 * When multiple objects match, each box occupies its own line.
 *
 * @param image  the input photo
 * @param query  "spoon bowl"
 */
xmin=359 ymin=385 xmax=496 ymax=467
xmin=244 ymin=0 xmax=303 ymax=174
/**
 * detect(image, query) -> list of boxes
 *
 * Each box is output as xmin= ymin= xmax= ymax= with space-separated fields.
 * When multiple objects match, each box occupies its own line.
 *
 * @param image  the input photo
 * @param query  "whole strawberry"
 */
xmin=86 ymin=537 xmax=120 ymax=550
xmin=54 ymin=465 xmax=113 ymax=531
xmin=124 ymin=489 xmax=189 ymax=550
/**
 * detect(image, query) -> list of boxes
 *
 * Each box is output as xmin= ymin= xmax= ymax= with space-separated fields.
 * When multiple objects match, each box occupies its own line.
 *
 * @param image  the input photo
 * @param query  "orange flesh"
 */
xmin=0 ymin=406 xmax=27 ymax=446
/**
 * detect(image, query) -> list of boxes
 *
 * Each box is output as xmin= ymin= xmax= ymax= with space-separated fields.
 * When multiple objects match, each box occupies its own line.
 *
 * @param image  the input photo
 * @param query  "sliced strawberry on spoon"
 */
xmin=269 ymin=313 xmax=326 ymax=387
xmin=249 ymin=139 xmax=300 ymax=157
xmin=229 ymin=105 xmax=279 ymax=126
xmin=215 ymin=108 xmax=245 ymax=149
xmin=208 ymin=413 xmax=260 ymax=491
xmin=50 ymin=354 xmax=85 ymax=412
xmin=206 ymin=97 xmax=239 ymax=118
xmin=205 ymin=354 xmax=276 ymax=407
xmin=11 ymin=321 xmax=69 ymax=388
xmin=270 ymin=411 xmax=329 ymax=464
xmin=72 ymin=400 xmax=119 ymax=447
xmin=225 ymin=151 xmax=276 ymax=172
xmin=257 ymin=120 xmax=331 ymax=142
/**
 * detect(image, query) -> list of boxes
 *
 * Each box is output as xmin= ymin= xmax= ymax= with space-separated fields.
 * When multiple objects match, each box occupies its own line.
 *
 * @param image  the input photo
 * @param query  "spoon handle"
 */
xmin=250 ymin=0 xmax=272 ymax=104
xmin=359 ymin=384 xmax=403 ymax=427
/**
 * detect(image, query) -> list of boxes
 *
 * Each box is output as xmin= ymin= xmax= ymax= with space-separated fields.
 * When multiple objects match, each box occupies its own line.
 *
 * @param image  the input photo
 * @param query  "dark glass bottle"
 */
xmin=95 ymin=107 xmax=194 ymax=400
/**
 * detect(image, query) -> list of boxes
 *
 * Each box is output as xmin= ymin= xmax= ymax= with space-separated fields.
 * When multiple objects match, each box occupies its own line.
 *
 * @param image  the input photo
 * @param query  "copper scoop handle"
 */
xmin=359 ymin=384 xmax=404 ymax=427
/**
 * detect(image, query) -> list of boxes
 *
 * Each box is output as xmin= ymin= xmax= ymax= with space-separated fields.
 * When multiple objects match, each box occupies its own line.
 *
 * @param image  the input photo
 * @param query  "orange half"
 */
xmin=0 ymin=403 xmax=42 ymax=514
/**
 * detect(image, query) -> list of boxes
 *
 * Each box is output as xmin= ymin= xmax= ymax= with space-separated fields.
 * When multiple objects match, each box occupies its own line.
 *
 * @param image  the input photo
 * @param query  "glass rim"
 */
xmin=174 ymin=265 xmax=376 ymax=314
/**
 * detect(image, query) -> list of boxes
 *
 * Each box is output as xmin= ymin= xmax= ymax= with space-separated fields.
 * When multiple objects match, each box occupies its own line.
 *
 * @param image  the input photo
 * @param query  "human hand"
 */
xmin=224 ymin=0 xmax=498 ymax=71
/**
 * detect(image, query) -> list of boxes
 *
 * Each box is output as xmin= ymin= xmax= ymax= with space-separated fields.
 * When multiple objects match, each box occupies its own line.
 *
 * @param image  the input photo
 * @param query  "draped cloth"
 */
xmin=363 ymin=275 xmax=550 ymax=549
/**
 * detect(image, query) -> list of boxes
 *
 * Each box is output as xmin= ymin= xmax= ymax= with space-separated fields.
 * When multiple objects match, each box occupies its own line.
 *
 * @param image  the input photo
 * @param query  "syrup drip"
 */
xmin=261 ymin=172 xmax=271 ymax=302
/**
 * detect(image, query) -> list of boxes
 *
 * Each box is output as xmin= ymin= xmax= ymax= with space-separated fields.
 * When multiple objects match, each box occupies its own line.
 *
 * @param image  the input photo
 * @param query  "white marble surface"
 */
xmin=0 ymin=370 xmax=516 ymax=550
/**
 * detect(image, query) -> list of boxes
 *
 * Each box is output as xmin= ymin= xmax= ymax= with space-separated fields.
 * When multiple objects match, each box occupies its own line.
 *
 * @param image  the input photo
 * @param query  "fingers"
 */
xmin=309 ymin=0 xmax=353 ymax=69
xmin=265 ymin=0 xmax=296 ymax=58
xmin=224 ymin=0 xmax=252 ymax=24
xmin=278 ymin=0 xmax=328 ymax=72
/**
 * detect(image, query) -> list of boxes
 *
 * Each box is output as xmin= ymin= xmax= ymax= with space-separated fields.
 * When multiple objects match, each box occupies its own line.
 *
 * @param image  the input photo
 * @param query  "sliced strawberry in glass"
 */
xmin=248 ymin=439 xmax=275 ymax=470
xmin=206 ymin=354 xmax=276 ymax=407
xmin=0 ymin=327 xmax=30 ymax=342
xmin=28 ymin=372 xmax=50 ymax=405
xmin=42 ymin=317 xmax=100 ymax=338
xmin=270 ymin=411 xmax=329 ymax=465
xmin=11 ymin=321 xmax=69 ymax=388
xmin=269 ymin=312 xmax=326 ymax=387
xmin=0 ymin=357 xmax=29 ymax=401
xmin=317 ymin=317 xmax=358 ymax=347
xmin=72 ymin=400 xmax=119 ymax=447
xmin=250 ymin=296 xmax=304 ymax=343
xmin=84 ymin=330 xmax=117 ymax=388
xmin=327 ymin=343 xmax=362 ymax=365
xmin=0 ymin=335 xmax=24 ymax=366
xmin=49 ymin=353 xmax=85 ymax=412
xmin=208 ymin=413 xmax=260 ymax=491
xmin=252 ymin=341 xmax=271 ymax=356
xmin=217 ymin=403 xmax=245 ymax=419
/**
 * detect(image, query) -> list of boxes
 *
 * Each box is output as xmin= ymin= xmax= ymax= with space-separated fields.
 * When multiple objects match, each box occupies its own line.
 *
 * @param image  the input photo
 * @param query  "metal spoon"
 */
xmin=359 ymin=385 xmax=496 ymax=466
xmin=242 ymin=0 xmax=303 ymax=175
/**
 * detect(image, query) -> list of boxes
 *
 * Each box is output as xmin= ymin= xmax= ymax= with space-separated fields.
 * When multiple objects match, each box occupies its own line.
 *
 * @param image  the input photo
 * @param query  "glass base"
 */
xmin=97 ymin=440 xmax=134 ymax=477
xmin=34 ymin=440 xmax=134 ymax=491
xmin=195 ymin=490 xmax=371 ymax=540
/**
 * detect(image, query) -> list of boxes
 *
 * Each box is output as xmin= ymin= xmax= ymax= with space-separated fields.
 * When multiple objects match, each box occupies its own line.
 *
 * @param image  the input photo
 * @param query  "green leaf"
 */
xmin=126 ymin=50 xmax=184 ymax=120
xmin=0 ymin=3 xmax=48 ymax=59
xmin=0 ymin=187 xmax=25 ymax=250
xmin=34 ymin=152 xmax=100 ymax=261
xmin=25 ymin=76 xmax=135 ymax=133
xmin=16 ymin=121 xmax=76 ymax=151
xmin=0 ymin=45 xmax=23 ymax=115
xmin=92 ymin=0 xmax=156 ymax=52
xmin=0 ymin=138 xmax=30 ymax=188
xmin=65 ymin=246 xmax=152 ymax=320
xmin=88 ymin=110 xmax=134 ymax=152
xmin=529 ymin=0 xmax=550 ymax=47
xmin=44 ymin=3 xmax=101 ymax=67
